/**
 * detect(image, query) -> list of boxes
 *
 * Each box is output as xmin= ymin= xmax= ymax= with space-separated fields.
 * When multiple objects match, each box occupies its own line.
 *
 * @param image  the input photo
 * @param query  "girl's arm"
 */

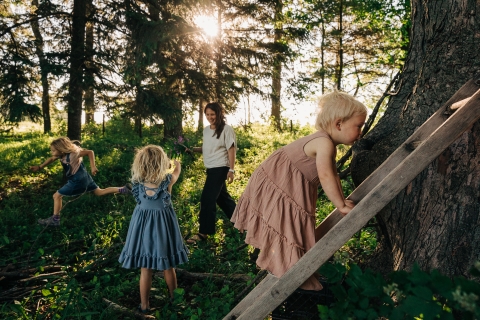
xmin=314 ymin=139 xmax=353 ymax=215
xmin=168 ymin=160 xmax=181 ymax=193
xmin=227 ymin=144 xmax=236 ymax=184
xmin=79 ymin=150 xmax=98 ymax=175
xmin=30 ymin=156 xmax=58 ymax=172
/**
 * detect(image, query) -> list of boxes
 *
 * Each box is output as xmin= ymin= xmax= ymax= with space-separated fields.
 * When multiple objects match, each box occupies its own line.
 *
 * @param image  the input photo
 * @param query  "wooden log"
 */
xmin=103 ymin=298 xmax=155 ymax=319
xmin=230 ymin=87 xmax=480 ymax=319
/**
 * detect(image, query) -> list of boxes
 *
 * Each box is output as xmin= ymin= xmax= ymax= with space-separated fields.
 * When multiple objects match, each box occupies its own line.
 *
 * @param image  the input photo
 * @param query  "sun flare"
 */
xmin=194 ymin=15 xmax=219 ymax=38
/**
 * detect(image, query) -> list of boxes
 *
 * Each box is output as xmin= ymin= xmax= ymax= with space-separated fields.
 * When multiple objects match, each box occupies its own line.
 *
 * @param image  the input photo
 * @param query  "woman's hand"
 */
xmin=91 ymin=166 xmax=98 ymax=176
xmin=227 ymin=171 xmax=234 ymax=184
xmin=30 ymin=165 xmax=41 ymax=172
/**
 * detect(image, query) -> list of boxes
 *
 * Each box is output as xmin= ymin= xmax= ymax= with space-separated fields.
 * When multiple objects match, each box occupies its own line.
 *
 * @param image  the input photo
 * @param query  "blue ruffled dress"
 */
xmin=118 ymin=174 xmax=189 ymax=270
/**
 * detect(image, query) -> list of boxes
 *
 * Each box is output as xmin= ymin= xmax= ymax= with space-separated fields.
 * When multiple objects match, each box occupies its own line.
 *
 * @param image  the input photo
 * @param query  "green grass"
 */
xmin=0 ymin=119 xmax=377 ymax=319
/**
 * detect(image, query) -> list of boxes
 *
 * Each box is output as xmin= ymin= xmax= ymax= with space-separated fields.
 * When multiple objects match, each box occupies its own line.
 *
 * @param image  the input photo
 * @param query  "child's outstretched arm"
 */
xmin=30 ymin=156 xmax=58 ymax=172
xmin=314 ymin=139 xmax=353 ymax=215
xmin=79 ymin=150 xmax=98 ymax=175
xmin=168 ymin=160 xmax=181 ymax=193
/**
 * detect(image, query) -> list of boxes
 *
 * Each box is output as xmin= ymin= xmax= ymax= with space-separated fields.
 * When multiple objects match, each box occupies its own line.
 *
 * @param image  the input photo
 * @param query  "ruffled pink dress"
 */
xmin=231 ymin=130 xmax=332 ymax=290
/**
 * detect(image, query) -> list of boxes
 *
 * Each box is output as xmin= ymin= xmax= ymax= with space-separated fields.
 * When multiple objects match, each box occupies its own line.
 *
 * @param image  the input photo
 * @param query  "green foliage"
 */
xmin=319 ymin=262 xmax=480 ymax=320
xmin=1 ymin=121 xmax=477 ymax=319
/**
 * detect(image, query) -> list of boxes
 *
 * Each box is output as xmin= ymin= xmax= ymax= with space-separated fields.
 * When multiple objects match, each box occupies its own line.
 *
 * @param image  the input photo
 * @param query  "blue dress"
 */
xmin=57 ymin=153 xmax=98 ymax=196
xmin=118 ymin=174 xmax=189 ymax=270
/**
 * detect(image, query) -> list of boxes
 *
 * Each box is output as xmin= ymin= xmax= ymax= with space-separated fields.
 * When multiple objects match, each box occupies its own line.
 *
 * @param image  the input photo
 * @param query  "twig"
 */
xmin=18 ymin=271 xmax=67 ymax=283
xmin=0 ymin=265 xmax=64 ymax=278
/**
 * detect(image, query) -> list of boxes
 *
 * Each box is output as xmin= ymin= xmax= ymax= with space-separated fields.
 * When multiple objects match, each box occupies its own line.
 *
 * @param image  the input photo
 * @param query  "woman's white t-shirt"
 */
xmin=202 ymin=124 xmax=236 ymax=169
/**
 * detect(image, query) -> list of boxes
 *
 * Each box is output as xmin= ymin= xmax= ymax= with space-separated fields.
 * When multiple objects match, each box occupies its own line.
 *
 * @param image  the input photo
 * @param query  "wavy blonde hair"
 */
xmin=50 ymin=137 xmax=82 ymax=155
xmin=131 ymin=145 xmax=169 ymax=184
xmin=315 ymin=91 xmax=367 ymax=131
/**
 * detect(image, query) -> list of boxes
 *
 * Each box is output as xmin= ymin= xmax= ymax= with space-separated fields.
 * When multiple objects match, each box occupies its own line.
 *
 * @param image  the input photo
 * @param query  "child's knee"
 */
xmin=53 ymin=192 xmax=62 ymax=201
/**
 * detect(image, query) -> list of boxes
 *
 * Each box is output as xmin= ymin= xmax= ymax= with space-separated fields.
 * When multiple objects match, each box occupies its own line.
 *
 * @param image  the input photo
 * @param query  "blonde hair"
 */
xmin=131 ymin=145 xmax=169 ymax=184
xmin=315 ymin=91 xmax=367 ymax=131
xmin=50 ymin=137 xmax=81 ymax=155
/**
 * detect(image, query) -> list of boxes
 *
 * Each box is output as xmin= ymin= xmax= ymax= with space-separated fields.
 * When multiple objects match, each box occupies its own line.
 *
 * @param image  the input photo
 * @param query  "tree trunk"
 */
xmin=335 ymin=0 xmax=343 ymax=90
xmin=84 ymin=2 xmax=95 ymax=125
xmin=215 ymin=1 xmax=223 ymax=102
xmin=67 ymin=0 xmax=87 ymax=141
xmin=351 ymin=0 xmax=480 ymax=277
xmin=30 ymin=0 xmax=51 ymax=133
xmin=198 ymin=98 xmax=205 ymax=132
xmin=271 ymin=0 xmax=283 ymax=130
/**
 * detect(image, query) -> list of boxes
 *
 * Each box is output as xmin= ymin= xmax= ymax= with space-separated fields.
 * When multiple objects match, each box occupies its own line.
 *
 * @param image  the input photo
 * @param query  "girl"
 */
xmin=30 ymin=137 xmax=130 ymax=227
xmin=231 ymin=91 xmax=367 ymax=290
xmin=186 ymin=102 xmax=237 ymax=244
xmin=118 ymin=145 xmax=189 ymax=312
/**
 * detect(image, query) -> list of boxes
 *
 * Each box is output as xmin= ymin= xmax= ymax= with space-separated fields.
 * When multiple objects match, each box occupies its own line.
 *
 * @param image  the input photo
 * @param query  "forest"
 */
xmin=1 ymin=0 xmax=479 ymax=319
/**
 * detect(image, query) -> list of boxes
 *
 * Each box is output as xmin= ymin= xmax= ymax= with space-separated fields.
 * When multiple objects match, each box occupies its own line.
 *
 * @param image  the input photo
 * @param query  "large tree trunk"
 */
xmin=67 ymin=0 xmax=87 ymax=141
xmin=31 ymin=0 xmax=51 ymax=133
xmin=84 ymin=1 xmax=95 ymax=125
xmin=351 ymin=0 xmax=480 ymax=277
xmin=271 ymin=0 xmax=283 ymax=130
xmin=198 ymin=98 xmax=205 ymax=132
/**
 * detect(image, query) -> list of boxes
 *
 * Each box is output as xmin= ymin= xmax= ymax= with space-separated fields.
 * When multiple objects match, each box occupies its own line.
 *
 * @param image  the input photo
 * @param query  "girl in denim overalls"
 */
xmin=30 ymin=137 xmax=130 ymax=227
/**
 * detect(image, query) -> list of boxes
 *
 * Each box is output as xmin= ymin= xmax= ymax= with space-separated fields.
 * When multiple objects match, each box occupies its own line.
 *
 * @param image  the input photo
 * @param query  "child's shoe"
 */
xmin=119 ymin=183 xmax=133 ymax=195
xmin=38 ymin=215 xmax=60 ymax=227
xmin=136 ymin=304 xmax=150 ymax=314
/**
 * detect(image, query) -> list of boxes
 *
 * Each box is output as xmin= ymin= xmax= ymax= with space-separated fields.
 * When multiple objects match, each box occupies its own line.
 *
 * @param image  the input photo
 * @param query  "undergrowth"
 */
xmin=0 ymin=118 xmax=478 ymax=319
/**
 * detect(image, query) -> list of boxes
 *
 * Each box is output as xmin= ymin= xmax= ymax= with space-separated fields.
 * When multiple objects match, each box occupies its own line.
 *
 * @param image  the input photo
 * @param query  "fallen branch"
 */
xmin=18 ymin=271 xmax=67 ymax=283
xmin=0 ymin=265 xmax=64 ymax=278
xmin=155 ymin=268 xmax=252 ymax=282
xmin=102 ymin=298 xmax=155 ymax=319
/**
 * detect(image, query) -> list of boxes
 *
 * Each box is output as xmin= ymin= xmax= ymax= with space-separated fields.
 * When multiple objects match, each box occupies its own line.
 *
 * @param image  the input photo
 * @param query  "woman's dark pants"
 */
xmin=199 ymin=166 xmax=236 ymax=235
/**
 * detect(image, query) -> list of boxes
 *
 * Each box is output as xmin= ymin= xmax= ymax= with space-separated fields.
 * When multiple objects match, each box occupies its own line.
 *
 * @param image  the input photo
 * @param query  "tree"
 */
xmin=31 ymin=0 xmax=52 ymax=133
xmin=66 ymin=0 xmax=88 ymax=140
xmin=351 ymin=0 xmax=480 ymax=277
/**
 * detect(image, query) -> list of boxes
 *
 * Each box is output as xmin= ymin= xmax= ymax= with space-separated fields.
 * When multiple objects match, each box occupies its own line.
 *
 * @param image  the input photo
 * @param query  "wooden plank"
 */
xmin=315 ymin=74 xmax=480 ymax=241
xmin=233 ymin=89 xmax=480 ymax=320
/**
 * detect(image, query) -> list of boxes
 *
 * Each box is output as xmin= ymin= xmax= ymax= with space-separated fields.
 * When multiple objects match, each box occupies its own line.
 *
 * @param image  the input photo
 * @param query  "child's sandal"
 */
xmin=136 ymin=305 xmax=150 ymax=314
xmin=186 ymin=233 xmax=207 ymax=244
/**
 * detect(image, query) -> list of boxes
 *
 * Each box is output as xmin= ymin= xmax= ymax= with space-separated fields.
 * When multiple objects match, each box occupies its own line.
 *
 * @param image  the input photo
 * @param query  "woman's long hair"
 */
xmin=205 ymin=102 xmax=226 ymax=139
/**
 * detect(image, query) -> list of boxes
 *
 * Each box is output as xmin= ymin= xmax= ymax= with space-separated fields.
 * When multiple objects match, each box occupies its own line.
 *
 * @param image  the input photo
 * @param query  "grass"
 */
xmin=0 ymin=118 xmax=377 ymax=319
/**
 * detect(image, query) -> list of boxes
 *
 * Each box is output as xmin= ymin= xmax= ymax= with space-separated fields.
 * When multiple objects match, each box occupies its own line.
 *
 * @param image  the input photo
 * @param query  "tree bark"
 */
xmin=84 ymin=1 xmax=95 ymax=125
xmin=198 ymin=98 xmax=205 ymax=132
xmin=271 ymin=0 xmax=283 ymax=130
xmin=67 ymin=0 xmax=87 ymax=141
xmin=335 ymin=0 xmax=343 ymax=90
xmin=30 ymin=0 xmax=51 ymax=133
xmin=351 ymin=0 xmax=480 ymax=277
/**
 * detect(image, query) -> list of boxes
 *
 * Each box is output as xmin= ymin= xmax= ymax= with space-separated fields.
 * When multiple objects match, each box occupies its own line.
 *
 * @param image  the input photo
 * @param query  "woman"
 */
xmin=187 ymin=102 xmax=237 ymax=243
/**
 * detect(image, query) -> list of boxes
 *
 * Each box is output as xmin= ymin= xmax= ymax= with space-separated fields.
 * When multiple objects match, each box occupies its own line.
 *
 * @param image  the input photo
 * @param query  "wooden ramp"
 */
xmin=225 ymin=74 xmax=480 ymax=320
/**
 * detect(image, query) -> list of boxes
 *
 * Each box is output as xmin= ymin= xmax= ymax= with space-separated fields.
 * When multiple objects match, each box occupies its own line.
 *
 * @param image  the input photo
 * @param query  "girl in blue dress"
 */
xmin=118 ymin=145 xmax=189 ymax=312
xmin=30 ymin=137 xmax=130 ymax=227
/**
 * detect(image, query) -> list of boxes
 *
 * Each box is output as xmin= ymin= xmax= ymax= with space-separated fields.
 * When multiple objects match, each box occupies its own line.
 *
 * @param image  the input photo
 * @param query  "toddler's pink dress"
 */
xmin=231 ymin=130 xmax=332 ymax=290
